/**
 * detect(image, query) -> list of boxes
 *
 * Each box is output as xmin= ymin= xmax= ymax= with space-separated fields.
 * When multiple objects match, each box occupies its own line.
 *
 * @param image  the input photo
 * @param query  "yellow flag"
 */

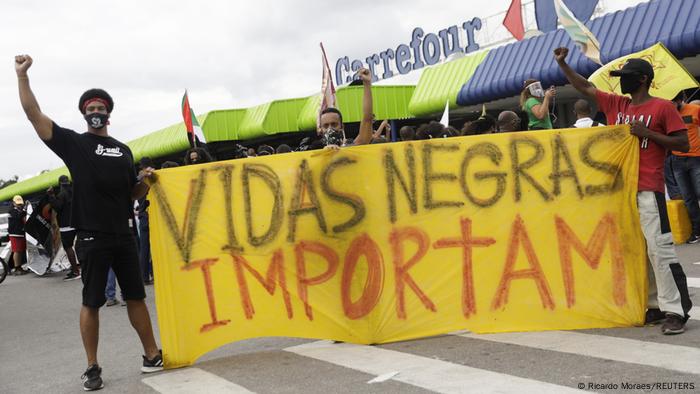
xmin=588 ymin=42 xmax=699 ymax=100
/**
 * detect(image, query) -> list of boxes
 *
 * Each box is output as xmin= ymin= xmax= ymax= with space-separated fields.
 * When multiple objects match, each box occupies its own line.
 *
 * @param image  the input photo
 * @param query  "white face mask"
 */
xmin=527 ymin=81 xmax=545 ymax=98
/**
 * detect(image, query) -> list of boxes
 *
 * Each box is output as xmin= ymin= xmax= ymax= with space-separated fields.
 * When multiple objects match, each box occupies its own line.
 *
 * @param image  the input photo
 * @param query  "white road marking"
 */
xmin=686 ymin=277 xmax=700 ymax=288
xmin=367 ymin=371 xmax=400 ymax=384
xmin=690 ymin=307 xmax=700 ymax=321
xmin=459 ymin=330 xmax=700 ymax=375
xmin=142 ymin=367 xmax=254 ymax=394
xmin=285 ymin=340 xmax=581 ymax=393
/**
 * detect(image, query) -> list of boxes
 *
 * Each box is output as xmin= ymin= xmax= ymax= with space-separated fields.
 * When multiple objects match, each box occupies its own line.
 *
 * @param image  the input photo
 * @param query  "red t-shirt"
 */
xmin=595 ymin=90 xmax=687 ymax=192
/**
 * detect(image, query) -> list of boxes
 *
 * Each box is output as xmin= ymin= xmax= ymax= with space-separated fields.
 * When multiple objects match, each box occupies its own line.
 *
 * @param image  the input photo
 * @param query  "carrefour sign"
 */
xmin=335 ymin=18 xmax=482 ymax=85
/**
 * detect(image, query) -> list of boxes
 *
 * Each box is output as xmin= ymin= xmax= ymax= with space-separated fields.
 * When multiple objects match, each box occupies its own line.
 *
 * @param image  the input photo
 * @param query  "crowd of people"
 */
xmin=8 ymin=45 xmax=700 ymax=390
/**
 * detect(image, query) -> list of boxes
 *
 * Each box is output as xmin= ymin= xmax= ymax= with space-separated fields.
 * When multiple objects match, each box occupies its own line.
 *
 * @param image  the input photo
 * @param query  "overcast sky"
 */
xmin=1 ymin=0 xmax=644 ymax=180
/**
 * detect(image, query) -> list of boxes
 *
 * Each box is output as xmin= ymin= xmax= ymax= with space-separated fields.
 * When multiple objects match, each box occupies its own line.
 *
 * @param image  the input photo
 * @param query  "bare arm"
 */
xmin=354 ymin=68 xmax=374 ymax=145
xmin=15 ymin=55 xmax=53 ymax=141
xmin=530 ymin=91 xmax=553 ymax=120
xmin=553 ymin=47 xmax=597 ymax=101
xmin=631 ymin=121 xmax=689 ymax=152
xmin=373 ymin=119 xmax=389 ymax=138
xmin=131 ymin=167 xmax=156 ymax=201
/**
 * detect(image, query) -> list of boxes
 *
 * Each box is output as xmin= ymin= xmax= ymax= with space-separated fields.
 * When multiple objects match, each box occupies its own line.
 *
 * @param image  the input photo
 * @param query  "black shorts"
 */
xmin=75 ymin=231 xmax=146 ymax=308
xmin=60 ymin=229 xmax=76 ymax=250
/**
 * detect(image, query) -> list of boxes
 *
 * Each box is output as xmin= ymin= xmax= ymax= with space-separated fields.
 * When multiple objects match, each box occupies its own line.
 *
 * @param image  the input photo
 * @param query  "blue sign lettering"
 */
xmin=335 ymin=18 xmax=482 ymax=85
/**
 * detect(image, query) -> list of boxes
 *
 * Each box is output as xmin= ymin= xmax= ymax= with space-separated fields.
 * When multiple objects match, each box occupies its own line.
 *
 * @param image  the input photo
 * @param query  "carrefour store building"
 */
xmin=2 ymin=0 xmax=700 ymax=204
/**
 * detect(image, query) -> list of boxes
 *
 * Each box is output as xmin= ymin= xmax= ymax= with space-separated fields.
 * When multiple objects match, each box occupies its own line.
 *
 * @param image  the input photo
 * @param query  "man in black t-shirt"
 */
xmin=15 ymin=54 xmax=162 ymax=391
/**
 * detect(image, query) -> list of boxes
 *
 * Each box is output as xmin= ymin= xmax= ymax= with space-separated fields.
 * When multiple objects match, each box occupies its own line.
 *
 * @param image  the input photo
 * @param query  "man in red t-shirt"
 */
xmin=554 ymin=47 xmax=692 ymax=335
xmin=670 ymin=90 xmax=700 ymax=244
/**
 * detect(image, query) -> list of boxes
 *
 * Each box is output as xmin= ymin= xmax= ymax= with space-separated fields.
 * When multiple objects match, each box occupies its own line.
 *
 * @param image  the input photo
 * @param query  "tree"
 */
xmin=0 ymin=175 xmax=19 ymax=190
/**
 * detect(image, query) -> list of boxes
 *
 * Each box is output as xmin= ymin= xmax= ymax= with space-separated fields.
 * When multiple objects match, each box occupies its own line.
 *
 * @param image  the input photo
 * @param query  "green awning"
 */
xmin=2 ymin=84 xmax=417 ymax=202
xmin=200 ymin=109 xmax=246 ymax=142
xmin=0 ymin=121 xmax=192 ymax=202
xmin=408 ymin=50 xmax=489 ymax=117
xmin=297 ymin=85 xmax=416 ymax=131
xmin=0 ymin=167 xmax=70 ymax=202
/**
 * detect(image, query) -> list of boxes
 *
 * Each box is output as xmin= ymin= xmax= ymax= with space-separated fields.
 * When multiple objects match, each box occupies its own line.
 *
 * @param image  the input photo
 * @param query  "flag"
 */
xmin=554 ymin=0 xmax=602 ymax=65
xmin=182 ymin=91 xmax=206 ymax=147
xmin=588 ymin=42 xmax=700 ymax=100
xmin=439 ymin=100 xmax=450 ymax=127
xmin=535 ymin=0 xmax=597 ymax=33
xmin=318 ymin=42 xmax=337 ymax=129
xmin=503 ymin=0 xmax=525 ymax=41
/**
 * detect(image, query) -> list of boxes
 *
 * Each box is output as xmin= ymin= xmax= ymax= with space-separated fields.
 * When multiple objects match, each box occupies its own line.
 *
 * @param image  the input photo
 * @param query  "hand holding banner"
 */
xmin=150 ymin=126 xmax=646 ymax=368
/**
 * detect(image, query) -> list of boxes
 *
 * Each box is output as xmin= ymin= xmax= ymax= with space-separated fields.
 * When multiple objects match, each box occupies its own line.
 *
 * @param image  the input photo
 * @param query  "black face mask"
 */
xmin=84 ymin=113 xmax=109 ymax=129
xmin=321 ymin=128 xmax=345 ymax=146
xmin=620 ymin=75 xmax=643 ymax=94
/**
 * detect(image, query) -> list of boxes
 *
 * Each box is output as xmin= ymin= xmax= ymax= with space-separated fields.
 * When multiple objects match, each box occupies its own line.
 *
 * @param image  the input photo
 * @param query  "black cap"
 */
xmin=609 ymin=58 xmax=654 ymax=80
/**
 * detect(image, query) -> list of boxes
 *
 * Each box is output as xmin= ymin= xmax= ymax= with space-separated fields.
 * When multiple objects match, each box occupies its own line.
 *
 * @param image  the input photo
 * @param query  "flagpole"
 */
xmin=320 ymin=42 xmax=335 ymax=87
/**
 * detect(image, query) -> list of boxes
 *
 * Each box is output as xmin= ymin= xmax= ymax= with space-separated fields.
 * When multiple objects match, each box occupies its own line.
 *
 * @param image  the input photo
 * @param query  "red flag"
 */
xmin=182 ymin=90 xmax=205 ymax=147
xmin=503 ymin=0 xmax=525 ymax=41
xmin=318 ymin=42 xmax=337 ymax=129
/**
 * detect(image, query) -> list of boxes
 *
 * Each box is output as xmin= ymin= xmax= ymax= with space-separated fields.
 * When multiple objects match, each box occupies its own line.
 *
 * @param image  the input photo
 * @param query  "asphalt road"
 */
xmin=1 ymin=244 xmax=699 ymax=394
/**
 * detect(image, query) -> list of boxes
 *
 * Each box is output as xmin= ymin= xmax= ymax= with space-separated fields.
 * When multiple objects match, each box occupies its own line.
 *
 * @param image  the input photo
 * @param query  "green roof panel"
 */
xmin=0 ymin=121 xmax=191 ymax=201
xmin=408 ymin=50 xmax=489 ymax=117
xmin=200 ymin=109 xmax=246 ymax=142
xmin=297 ymin=85 xmax=416 ymax=131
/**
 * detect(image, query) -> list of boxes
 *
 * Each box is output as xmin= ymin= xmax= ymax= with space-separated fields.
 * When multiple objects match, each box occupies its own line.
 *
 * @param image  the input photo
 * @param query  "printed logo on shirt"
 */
xmin=614 ymin=113 xmax=653 ymax=149
xmin=95 ymin=144 xmax=123 ymax=157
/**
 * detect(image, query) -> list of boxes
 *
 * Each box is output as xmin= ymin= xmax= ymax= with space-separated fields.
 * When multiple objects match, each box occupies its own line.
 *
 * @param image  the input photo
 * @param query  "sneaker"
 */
xmin=105 ymin=299 xmax=119 ymax=307
xmin=644 ymin=308 xmax=666 ymax=325
xmin=64 ymin=271 xmax=81 ymax=281
xmin=81 ymin=364 xmax=104 ymax=391
xmin=686 ymin=234 xmax=700 ymax=244
xmin=661 ymin=313 xmax=685 ymax=335
xmin=141 ymin=349 xmax=163 ymax=373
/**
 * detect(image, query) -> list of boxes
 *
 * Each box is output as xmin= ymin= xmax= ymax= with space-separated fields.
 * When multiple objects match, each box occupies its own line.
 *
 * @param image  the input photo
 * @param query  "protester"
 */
xmin=276 ymin=144 xmax=292 ymax=154
xmin=399 ymin=125 xmax=416 ymax=141
xmin=104 ymin=268 xmax=123 ymax=306
xmin=521 ymin=78 xmax=555 ymax=130
xmin=497 ymin=111 xmax=522 ymax=132
xmin=257 ymin=144 xmax=275 ymax=156
xmin=373 ymin=119 xmax=391 ymax=140
xmin=48 ymin=175 xmax=80 ymax=280
xmin=463 ymin=114 xmax=496 ymax=135
xmin=670 ymin=90 xmax=700 ymax=244
xmin=16 ymin=54 xmax=163 ymax=390
xmin=317 ymin=68 xmax=374 ymax=148
xmin=573 ymin=99 xmax=602 ymax=128
xmin=161 ymin=161 xmax=179 ymax=168
xmin=416 ymin=121 xmax=448 ymax=139
xmin=665 ymin=154 xmax=683 ymax=200
xmin=8 ymin=195 xmax=29 ymax=275
xmin=554 ymin=46 xmax=692 ymax=335
xmin=184 ymin=147 xmax=212 ymax=165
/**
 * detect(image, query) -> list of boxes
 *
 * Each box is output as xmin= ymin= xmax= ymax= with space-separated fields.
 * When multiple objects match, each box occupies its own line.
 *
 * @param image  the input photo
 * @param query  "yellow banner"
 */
xmin=588 ymin=42 xmax=699 ymax=100
xmin=149 ymin=126 xmax=646 ymax=368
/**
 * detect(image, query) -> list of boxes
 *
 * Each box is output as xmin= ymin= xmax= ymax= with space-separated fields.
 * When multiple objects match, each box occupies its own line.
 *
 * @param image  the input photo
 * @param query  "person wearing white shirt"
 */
xmin=572 ymin=99 xmax=603 ymax=128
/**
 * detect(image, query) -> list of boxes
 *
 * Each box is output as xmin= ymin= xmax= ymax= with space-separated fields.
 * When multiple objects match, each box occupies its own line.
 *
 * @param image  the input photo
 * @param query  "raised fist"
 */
xmin=553 ymin=47 xmax=569 ymax=63
xmin=358 ymin=68 xmax=372 ymax=84
xmin=15 ymin=54 xmax=33 ymax=76
xmin=544 ymin=87 xmax=556 ymax=99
